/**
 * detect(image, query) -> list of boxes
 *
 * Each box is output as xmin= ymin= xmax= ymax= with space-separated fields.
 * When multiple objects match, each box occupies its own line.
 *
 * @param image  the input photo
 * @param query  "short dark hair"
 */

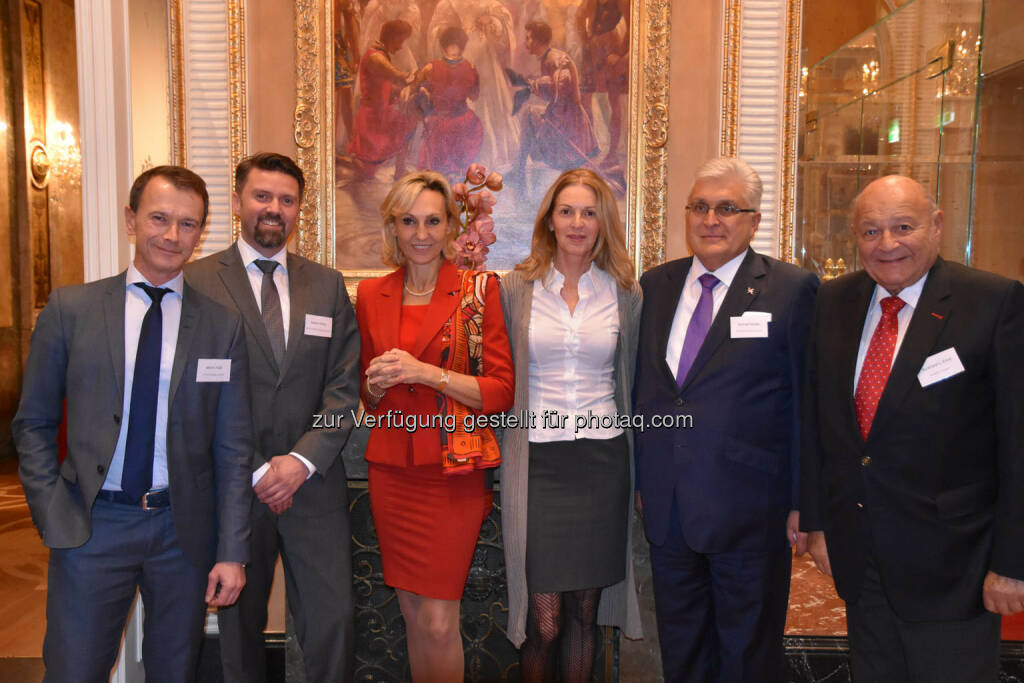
xmin=235 ymin=152 xmax=306 ymax=199
xmin=524 ymin=20 xmax=552 ymax=45
xmin=380 ymin=19 xmax=413 ymax=45
xmin=128 ymin=165 xmax=210 ymax=227
xmin=439 ymin=25 xmax=469 ymax=50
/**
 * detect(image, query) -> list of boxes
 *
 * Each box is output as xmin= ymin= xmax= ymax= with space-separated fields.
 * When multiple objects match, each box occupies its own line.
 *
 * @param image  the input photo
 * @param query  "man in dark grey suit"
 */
xmin=186 ymin=153 xmax=360 ymax=682
xmin=13 ymin=166 xmax=253 ymax=682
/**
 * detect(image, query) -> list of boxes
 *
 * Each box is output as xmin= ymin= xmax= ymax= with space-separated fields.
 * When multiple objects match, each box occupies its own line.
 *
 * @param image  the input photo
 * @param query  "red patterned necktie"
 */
xmin=854 ymin=295 xmax=906 ymax=440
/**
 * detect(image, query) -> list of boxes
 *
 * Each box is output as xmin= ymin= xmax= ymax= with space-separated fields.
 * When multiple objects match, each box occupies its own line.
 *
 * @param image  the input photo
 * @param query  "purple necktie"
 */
xmin=675 ymin=273 xmax=720 ymax=387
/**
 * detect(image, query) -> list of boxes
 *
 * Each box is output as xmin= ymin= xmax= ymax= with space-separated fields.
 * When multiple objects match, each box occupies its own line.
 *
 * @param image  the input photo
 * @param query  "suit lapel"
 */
xmin=411 ymin=260 xmax=461 ymax=359
xmin=680 ymin=249 xmax=764 ymax=392
xmin=836 ymin=272 xmax=876 ymax=438
xmin=870 ymin=259 xmax=952 ymax=437
xmin=218 ymin=243 xmax=279 ymax=372
xmin=375 ymin=268 xmax=404 ymax=351
xmin=654 ymin=258 xmax=691 ymax=387
xmin=279 ymin=253 xmax=310 ymax=380
xmin=104 ymin=273 xmax=127 ymax=399
xmin=169 ymin=283 xmax=200 ymax=407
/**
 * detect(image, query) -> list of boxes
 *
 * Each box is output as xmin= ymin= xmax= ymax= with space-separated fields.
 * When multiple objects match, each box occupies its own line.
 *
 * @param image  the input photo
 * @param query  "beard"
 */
xmin=252 ymin=212 xmax=288 ymax=250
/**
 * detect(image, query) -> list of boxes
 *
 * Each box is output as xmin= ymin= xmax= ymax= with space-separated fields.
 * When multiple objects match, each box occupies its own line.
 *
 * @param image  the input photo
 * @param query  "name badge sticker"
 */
xmin=917 ymin=347 xmax=965 ymax=388
xmin=197 ymin=358 xmax=231 ymax=382
xmin=305 ymin=314 xmax=332 ymax=338
xmin=730 ymin=311 xmax=771 ymax=338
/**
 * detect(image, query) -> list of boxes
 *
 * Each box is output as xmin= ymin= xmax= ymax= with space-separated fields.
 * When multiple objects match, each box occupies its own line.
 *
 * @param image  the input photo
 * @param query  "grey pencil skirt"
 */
xmin=525 ymin=433 xmax=630 ymax=593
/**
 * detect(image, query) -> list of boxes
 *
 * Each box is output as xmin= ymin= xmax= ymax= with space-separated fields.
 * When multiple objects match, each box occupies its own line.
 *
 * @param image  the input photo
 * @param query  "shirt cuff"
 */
xmin=289 ymin=452 xmax=317 ymax=479
xmin=251 ymin=462 xmax=271 ymax=487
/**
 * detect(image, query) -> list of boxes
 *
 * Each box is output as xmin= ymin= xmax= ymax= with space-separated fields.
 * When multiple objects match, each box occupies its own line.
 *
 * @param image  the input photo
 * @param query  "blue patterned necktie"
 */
xmin=121 ymin=283 xmax=170 ymax=502
xmin=675 ymin=273 xmax=720 ymax=387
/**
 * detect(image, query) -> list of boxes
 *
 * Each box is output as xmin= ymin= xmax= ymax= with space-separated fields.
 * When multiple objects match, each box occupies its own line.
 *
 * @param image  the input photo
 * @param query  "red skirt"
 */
xmin=368 ymin=461 xmax=491 ymax=600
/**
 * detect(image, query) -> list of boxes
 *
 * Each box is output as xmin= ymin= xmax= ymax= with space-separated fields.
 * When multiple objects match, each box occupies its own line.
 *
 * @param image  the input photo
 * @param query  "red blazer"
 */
xmin=356 ymin=260 xmax=514 ymax=466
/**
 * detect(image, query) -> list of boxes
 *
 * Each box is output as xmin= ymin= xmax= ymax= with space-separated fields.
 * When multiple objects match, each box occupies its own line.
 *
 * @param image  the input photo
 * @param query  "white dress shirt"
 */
xmin=102 ymin=264 xmax=182 ymax=492
xmin=528 ymin=263 xmax=622 ymax=442
xmin=664 ymin=251 xmax=747 ymax=376
xmin=236 ymin=239 xmax=315 ymax=484
xmin=853 ymin=274 xmax=928 ymax=392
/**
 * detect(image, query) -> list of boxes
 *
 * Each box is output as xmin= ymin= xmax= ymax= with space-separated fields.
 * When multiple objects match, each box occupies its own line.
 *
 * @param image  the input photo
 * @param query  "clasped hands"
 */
xmin=366 ymin=348 xmax=430 ymax=392
xmin=253 ymin=454 xmax=309 ymax=514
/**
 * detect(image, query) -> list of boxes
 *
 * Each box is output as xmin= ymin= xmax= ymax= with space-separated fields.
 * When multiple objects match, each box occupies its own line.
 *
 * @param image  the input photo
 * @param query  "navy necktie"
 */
xmin=675 ymin=273 xmax=720 ymax=387
xmin=122 ymin=283 xmax=171 ymax=502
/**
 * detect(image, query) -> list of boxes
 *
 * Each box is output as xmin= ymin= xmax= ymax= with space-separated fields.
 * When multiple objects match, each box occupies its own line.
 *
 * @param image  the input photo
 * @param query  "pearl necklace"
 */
xmin=403 ymin=283 xmax=435 ymax=297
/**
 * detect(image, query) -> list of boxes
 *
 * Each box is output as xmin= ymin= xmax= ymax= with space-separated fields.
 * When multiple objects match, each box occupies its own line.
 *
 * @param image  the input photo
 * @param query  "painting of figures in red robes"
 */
xmin=332 ymin=0 xmax=630 ymax=271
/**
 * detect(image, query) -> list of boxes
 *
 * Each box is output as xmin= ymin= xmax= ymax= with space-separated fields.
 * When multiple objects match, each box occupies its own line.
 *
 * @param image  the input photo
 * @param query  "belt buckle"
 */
xmin=141 ymin=491 xmax=158 ymax=511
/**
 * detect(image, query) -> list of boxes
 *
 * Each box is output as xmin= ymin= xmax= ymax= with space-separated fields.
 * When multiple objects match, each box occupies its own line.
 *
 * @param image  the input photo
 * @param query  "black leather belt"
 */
xmin=96 ymin=488 xmax=170 ymax=510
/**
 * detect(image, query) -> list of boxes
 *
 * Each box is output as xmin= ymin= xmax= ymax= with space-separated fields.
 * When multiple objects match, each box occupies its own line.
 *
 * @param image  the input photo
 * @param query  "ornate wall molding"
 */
xmin=228 ymin=0 xmax=247 ymax=241
xmin=168 ymin=0 xmax=186 ymax=166
xmin=720 ymin=0 xmax=802 ymax=260
xmin=721 ymin=0 xmax=741 ymax=158
xmin=293 ymin=0 xmax=333 ymax=266
xmin=778 ymin=0 xmax=801 ymax=262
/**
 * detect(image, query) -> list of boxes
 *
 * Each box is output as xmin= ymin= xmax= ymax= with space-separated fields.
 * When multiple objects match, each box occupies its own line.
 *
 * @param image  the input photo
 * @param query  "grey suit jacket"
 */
xmin=498 ymin=269 xmax=643 ymax=647
xmin=12 ymin=272 xmax=254 ymax=568
xmin=186 ymin=244 xmax=360 ymax=515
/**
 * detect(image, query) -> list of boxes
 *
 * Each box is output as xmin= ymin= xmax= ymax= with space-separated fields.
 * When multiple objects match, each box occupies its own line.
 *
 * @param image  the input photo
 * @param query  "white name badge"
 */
xmin=918 ymin=347 xmax=965 ymax=388
xmin=730 ymin=311 xmax=771 ymax=338
xmin=305 ymin=314 xmax=332 ymax=338
xmin=196 ymin=358 xmax=231 ymax=382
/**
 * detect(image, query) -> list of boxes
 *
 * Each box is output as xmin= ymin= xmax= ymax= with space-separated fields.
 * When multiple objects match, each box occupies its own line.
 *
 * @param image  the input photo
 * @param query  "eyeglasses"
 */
xmin=685 ymin=202 xmax=757 ymax=219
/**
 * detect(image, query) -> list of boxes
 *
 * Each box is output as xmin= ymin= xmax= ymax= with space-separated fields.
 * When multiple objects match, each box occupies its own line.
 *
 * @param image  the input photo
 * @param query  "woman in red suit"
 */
xmin=356 ymin=170 xmax=514 ymax=681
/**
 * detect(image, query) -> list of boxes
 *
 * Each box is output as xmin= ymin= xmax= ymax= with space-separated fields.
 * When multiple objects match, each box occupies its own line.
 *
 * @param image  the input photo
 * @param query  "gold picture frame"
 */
xmin=292 ymin=0 xmax=671 ymax=280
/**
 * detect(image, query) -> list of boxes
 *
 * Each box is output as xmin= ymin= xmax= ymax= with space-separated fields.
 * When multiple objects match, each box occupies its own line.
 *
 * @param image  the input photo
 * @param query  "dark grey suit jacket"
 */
xmin=186 ymin=244 xmax=360 ymax=514
xmin=12 ymin=272 xmax=254 ymax=568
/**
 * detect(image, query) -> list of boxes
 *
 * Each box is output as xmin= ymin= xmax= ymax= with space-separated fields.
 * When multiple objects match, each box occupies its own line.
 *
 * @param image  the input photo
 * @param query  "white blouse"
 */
xmin=528 ymin=263 xmax=622 ymax=442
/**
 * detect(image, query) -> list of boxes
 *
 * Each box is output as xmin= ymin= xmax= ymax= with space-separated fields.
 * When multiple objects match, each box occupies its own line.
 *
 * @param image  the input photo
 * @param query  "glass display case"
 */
xmin=796 ymin=0 xmax=983 ymax=278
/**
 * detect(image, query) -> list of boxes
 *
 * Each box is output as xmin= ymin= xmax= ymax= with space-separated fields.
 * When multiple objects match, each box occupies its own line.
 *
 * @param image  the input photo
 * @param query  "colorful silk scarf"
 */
xmin=438 ymin=269 xmax=502 ymax=475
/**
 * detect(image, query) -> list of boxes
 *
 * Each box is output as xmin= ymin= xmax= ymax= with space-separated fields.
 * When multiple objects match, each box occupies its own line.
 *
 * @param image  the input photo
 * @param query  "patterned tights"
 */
xmin=520 ymin=589 xmax=600 ymax=683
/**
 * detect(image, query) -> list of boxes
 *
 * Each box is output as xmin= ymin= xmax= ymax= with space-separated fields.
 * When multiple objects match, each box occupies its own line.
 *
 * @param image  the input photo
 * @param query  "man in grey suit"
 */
xmin=186 ymin=152 xmax=361 ymax=682
xmin=13 ymin=166 xmax=253 ymax=682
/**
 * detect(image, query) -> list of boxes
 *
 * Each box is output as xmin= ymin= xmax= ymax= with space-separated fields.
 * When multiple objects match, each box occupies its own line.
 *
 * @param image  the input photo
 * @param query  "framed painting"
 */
xmin=294 ymin=0 xmax=669 ymax=282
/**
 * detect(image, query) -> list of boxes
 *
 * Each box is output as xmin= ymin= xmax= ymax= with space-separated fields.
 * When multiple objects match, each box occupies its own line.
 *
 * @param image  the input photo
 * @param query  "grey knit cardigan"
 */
xmin=498 ymin=268 xmax=644 ymax=647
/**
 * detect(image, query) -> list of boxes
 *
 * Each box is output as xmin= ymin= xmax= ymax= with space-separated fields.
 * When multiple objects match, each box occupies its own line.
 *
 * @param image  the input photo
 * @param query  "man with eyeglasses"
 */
xmin=801 ymin=175 xmax=1024 ymax=681
xmin=633 ymin=157 xmax=819 ymax=682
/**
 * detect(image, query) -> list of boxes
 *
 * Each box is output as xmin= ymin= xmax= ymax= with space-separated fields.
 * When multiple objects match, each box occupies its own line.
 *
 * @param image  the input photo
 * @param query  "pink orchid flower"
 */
xmin=465 ymin=164 xmax=487 ymax=185
xmin=484 ymin=172 xmax=503 ymax=191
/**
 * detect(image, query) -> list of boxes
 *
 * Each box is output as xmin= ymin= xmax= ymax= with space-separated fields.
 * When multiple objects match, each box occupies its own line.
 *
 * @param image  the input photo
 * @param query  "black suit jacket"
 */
xmin=12 ymin=273 xmax=254 ymax=568
xmin=634 ymin=249 xmax=819 ymax=551
xmin=801 ymin=257 xmax=1024 ymax=620
xmin=186 ymin=244 xmax=361 ymax=516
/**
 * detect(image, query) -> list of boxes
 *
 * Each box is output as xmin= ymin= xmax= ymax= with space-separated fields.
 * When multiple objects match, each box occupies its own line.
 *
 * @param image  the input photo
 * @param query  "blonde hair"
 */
xmin=515 ymin=168 xmax=635 ymax=289
xmin=379 ymin=170 xmax=460 ymax=268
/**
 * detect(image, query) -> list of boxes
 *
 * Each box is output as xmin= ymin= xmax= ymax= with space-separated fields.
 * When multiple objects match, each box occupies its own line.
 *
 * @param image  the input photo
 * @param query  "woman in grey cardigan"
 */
xmin=499 ymin=168 xmax=643 ymax=682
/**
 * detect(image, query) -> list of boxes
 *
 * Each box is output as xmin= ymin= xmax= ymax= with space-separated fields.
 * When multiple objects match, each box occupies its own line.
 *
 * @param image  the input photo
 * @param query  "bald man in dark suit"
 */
xmin=801 ymin=175 xmax=1024 ymax=681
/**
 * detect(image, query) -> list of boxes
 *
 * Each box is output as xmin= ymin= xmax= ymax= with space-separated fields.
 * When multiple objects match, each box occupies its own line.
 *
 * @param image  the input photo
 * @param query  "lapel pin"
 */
xmin=931 ymin=312 xmax=943 ymax=320
xmin=747 ymin=287 xmax=756 ymax=295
